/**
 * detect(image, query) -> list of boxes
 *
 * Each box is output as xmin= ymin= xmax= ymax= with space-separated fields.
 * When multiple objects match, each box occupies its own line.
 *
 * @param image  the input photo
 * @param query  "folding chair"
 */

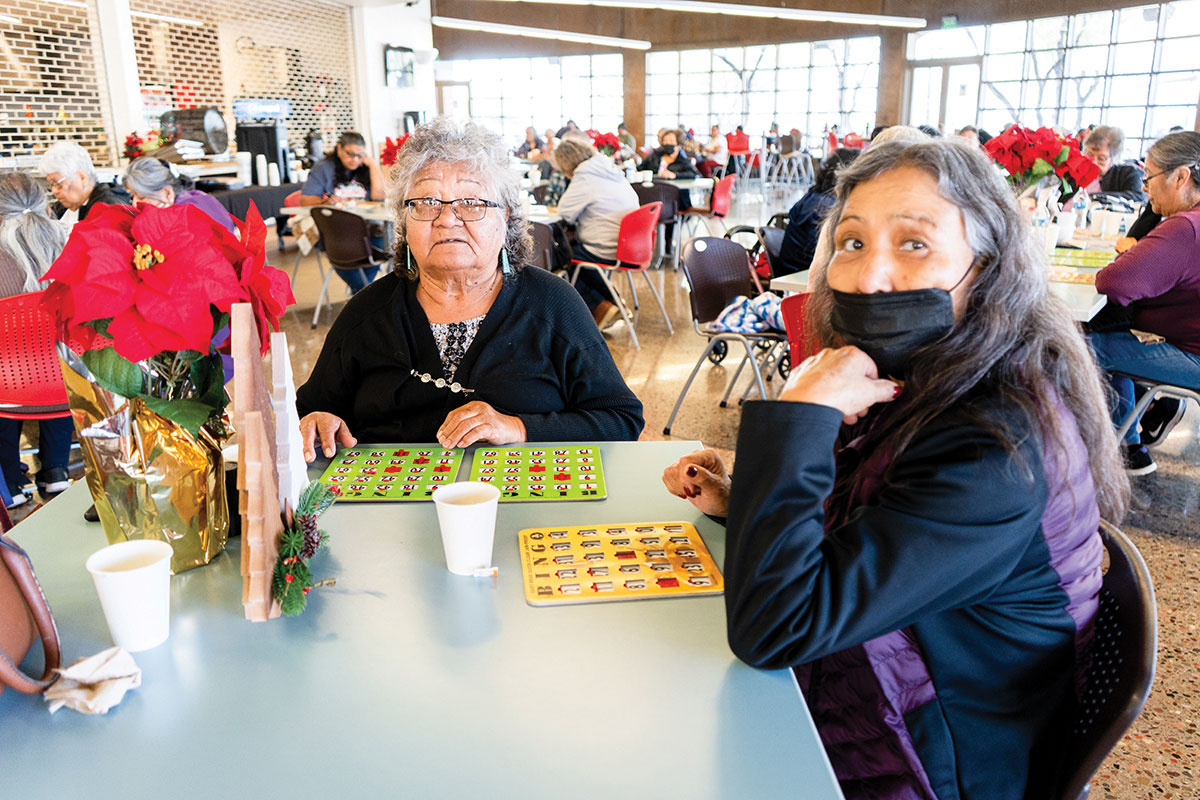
xmin=1113 ymin=380 xmax=1200 ymax=446
xmin=632 ymin=182 xmax=681 ymax=271
xmin=307 ymin=207 xmax=393 ymax=329
xmin=662 ymin=237 xmax=786 ymax=436
xmin=569 ymin=202 xmax=673 ymax=350
xmin=1059 ymin=520 xmax=1157 ymax=800
xmin=527 ymin=221 xmax=556 ymax=271
xmin=779 ymin=292 xmax=813 ymax=380
xmin=680 ymin=175 xmax=735 ymax=241
xmin=285 ymin=192 xmax=329 ymax=294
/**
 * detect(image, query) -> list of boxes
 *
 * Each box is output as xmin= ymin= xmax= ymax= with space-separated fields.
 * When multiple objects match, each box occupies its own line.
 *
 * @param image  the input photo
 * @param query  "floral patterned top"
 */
xmin=429 ymin=314 xmax=486 ymax=382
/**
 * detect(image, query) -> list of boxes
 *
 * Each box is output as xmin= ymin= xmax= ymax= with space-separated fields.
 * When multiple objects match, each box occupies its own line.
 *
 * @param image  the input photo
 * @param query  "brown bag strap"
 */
xmin=0 ymin=535 xmax=61 ymax=692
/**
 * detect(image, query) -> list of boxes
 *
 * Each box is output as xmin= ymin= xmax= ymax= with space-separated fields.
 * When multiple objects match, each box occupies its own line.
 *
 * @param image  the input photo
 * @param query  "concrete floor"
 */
xmin=20 ymin=186 xmax=1198 ymax=797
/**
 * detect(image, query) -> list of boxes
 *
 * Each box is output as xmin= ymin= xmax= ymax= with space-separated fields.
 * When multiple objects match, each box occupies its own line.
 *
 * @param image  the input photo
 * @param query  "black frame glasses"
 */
xmin=1142 ymin=169 xmax=1167 ymax=186
xmin=404 ymin=197 xmax=501 ymax=222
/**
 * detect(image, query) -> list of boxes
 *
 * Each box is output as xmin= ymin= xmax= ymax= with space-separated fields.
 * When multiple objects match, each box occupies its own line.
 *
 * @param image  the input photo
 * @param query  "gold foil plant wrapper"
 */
xmin=59 ymin=346 xmax=229 ymax=574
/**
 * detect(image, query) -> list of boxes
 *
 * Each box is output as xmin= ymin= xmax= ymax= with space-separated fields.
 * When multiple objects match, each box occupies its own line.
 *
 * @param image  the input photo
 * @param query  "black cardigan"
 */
xmin=295 ymin=267 xmax=645 ymax=443
xmin=1096 ymin=163 xmax=1147 ymax=203
xmin=51 ymin=182 xmax=131 ymax=221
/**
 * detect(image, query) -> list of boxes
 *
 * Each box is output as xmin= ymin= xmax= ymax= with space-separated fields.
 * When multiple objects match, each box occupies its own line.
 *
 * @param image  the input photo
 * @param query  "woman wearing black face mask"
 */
xmin=663 ymin=141 xmax=1128 ymax=799
xmin=640 ymin=129 xmax=697 ymax=179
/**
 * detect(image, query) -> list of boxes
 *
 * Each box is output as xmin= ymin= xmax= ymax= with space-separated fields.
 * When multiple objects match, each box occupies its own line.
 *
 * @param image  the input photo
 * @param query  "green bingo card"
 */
xmin=467 ymin=446 xmax=607 ymax=502
xmin=319 ymin=446 xmax=465 ymax=501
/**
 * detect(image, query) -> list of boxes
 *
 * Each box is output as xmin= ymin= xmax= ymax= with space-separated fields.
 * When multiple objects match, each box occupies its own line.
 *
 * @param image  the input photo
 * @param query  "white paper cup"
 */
xmin=641 ymin=170 xmax=654 ymax=185
xmin=432 ymin=482 xmax=500 ymax=576
xmin=1100 ymin=210 xmax=1123 ymax=239
xmin=86 ymin=540 xmax=172 ymax=652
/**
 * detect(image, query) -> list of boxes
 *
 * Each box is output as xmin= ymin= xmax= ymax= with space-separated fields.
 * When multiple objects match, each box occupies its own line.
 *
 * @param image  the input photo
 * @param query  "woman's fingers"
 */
xmin=779 ymin=347 xmax=899 ymax=419
xmin=299 ymin=413 xmax=355 ymax=461
xmin=437 ymin=402 xmax=526 ymax=448
xmin=300 ymin=415 xmax=319 ymax=463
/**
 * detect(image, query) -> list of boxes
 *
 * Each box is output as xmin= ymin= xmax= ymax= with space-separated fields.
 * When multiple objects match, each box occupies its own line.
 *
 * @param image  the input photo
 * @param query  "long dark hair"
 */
xmin=805 ymin=140 xmax=1128 ymax=521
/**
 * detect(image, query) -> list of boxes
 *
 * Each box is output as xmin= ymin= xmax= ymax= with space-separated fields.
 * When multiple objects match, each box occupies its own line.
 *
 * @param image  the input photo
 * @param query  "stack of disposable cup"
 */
xmin=267 ymin=163 xmax=281 ymax=186
xmin=86 ymin=540 xmax=173 ymax=652
xmin=255 ymin=154 xmax=269 ymax=186
xmin=235 ymin=151 xmax=252 ymax=186
xmin=432 ymin=482 xmax=499 ymax=576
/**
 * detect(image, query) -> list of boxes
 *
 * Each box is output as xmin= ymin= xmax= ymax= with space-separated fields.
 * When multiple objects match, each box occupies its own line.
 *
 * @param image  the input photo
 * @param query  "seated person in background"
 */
xmin=296 ymin=117 xmax=644 ymax=457
xmin=956 ymin=125 xmax=980 ymax=148
xmin=39 ymin=141 xmax=131 ymax=227
xmin=552 ymin=136 xmax=639 ymax=330
xmin=640 ymin=129 xmax=697 ymax=179
xmin=0 ymin=173 xmax=74 ymax=507
xmin=1083 ymin=125 xmax=1147 ymax=204
xmin=515 ymin=127 xmax=545 ymax=159
xmin=124 ymin=157 xmax=237 ymax=234
xmin=616 ymin=122 xmax=637 ymax=152
xmin=663 ymin=139 xmax=1125 ymax=799
xmin=301 ymin=130 xmax=387 ymax=294
xmin=778 ymin=147 xmax=859 ymax=274
xmin=698 ymin=125 xmax=728 ymax=178
xmin=555 ymin=120 xmax=580 ymax=139
xmin=1088 ymin=131 xmax=1200 ymax=476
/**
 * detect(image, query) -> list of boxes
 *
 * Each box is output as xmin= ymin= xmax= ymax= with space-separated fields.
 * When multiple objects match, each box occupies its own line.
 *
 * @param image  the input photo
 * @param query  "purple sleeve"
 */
xmin=1094 ymin=213 xmax=1198 ymax=305
xmin=176 ymin=190 xmax=238 ymax=235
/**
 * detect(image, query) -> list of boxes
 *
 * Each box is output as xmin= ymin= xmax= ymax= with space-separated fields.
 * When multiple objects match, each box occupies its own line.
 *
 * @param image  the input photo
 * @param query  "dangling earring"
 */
xmin=500 ymin=248 xmax=512 ymax=276
xmin=405 ymin=247 xmax=417 ymax=280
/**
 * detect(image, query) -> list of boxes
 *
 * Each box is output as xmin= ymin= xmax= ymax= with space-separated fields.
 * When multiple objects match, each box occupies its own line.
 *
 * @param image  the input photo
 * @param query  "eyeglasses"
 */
xmin=1142 ymin=169 xmax=1167 ymax=186
xmin=341 ymin=149 xmax=366 ymax=160
xmin=48 ymin=175 xmax=71 ymax=189
xmin=404 ymin=197 xmax=501 ymax=222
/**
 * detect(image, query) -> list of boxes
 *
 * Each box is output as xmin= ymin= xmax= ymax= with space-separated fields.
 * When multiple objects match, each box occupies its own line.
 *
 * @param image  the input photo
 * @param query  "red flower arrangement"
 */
xmin=590 ymin=132 xmax=621 ymax=158
xmin=380 ymin=134 xmax=410 ymax=167
xmin=984 ymin=125 xmax=1099 ymax=196
xmin=122 ymin=129 xmax=164 ymax=160
xmin=40 ymin=202 xmax=295 ymax=435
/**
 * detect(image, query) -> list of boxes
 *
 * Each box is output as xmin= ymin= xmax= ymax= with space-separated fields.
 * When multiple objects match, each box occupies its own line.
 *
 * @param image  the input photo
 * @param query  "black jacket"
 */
xmin=296 ymin=267 xmax=644 ymax=443
xmin=1095 ymin=163 xmax=1147 ymax=203
xmin=641 ymin=147 xmax=697 ymax=179
xmin=51 ymin=181 xmax=132 ymax=221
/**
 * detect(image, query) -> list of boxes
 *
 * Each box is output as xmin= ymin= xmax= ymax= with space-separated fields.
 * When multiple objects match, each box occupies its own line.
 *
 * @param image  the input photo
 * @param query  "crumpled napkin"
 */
xmin=43 ymin=647 xmax=141 ymax=714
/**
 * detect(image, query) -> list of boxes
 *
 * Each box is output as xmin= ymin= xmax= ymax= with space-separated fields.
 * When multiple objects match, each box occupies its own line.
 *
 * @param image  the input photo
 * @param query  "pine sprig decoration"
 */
xmin=272 ymin=481 xmax=337 ymax=616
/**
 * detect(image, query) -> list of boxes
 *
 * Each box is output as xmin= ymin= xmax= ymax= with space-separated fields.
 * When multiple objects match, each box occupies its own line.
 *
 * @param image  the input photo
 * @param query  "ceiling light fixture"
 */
xmin=432 ymin=16 xmax=651 ymax=49
xmin=474 ymin=0 xmax=925 ymax=29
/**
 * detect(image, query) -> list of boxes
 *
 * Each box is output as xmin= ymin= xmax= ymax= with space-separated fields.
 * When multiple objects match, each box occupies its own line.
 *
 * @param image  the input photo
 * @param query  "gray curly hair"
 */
xmin=386 ymin=116 xmax=532 ymax=277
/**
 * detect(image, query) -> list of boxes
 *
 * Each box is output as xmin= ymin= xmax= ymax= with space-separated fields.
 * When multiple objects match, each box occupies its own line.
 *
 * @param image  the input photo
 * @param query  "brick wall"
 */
xmin=0 ymin=0 xmax=113 ymax=164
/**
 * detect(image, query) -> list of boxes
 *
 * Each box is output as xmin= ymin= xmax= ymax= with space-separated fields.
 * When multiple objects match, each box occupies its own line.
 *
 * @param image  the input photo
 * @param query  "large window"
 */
xmin=435 ymin=55 xmax=623 ymax=146
xmin=645 ymin=38 xmax=880 ymax=147
xmin=907 ymin=1 xmax=1200 ymax=157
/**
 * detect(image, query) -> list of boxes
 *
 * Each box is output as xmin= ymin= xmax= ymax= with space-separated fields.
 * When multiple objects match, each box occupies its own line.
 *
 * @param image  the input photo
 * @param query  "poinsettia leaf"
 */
xmin=141 ymin=396 xmax=214 ymax=438
xmin=1030 ymin=158 xmax=1054 ymax=180
xmin=83 ymin=318 xmax=113 ymax=338
xmin=81 ymin=347 xmax=144 ymax=398
xmin=1054 ymin=145 xmax=1069 ymax=165
xmin=189 ymin=354 xmax=227 ymax=411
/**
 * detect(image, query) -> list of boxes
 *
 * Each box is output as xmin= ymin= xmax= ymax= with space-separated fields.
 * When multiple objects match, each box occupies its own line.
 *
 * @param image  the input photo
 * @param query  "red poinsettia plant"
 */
xmin=40 ymin=201 xmax=295 ymax=436
xmin=590 ymin=132 xmax=621 ymax=158
xmin=380 ymin=133 xmax=410 ymax=167
xmin=984 ymin=125 xmax=1099 ymax=196
xmin=123 ymin=129 xmax=164 ymax=160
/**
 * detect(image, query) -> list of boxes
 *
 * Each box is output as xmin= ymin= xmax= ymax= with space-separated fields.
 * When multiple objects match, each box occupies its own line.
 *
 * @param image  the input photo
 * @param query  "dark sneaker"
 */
xmin=35 ymin=466 xmax=70 ymax=496
xmin=5 ymin=490 xmax=27 ymax=510
xmin=1139 ymin=397 xmax=1186 ymax=448
xmin=1124 ymin=444 xmax=1157 ymax=477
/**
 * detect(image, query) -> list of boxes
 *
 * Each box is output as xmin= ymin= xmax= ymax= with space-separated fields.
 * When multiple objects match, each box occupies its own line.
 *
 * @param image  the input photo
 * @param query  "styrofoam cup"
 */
xmin=641 ymin=170 xmax=654 ymax=185
xmin=1100 ymin=210 xmax=1123 ymax=239
xmin=432 ymin=482 xmax=500 ymax=576
xmin=86 ymin=540 xmax=172 ymax=652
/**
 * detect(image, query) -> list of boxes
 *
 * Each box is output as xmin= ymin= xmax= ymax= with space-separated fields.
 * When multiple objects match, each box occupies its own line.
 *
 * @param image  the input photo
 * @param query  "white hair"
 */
xmin=38 ymin=141 xmax=96 ymax=182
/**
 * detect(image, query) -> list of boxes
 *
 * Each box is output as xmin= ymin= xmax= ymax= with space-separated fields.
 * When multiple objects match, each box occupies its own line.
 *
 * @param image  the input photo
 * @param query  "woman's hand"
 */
xmin=300 ymin=412 xmax=357 ymax=462
xmin=779 ymin=347 xmax=900 ymax=425
xmin=437 ymin=401 xmax=527 ymax=449
xmin=661 ymin=448 xmax=731 ymax=517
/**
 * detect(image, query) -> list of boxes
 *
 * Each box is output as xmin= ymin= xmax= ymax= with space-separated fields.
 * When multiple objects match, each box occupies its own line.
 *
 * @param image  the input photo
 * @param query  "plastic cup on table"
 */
xmin=432 ymin=482 xmax=500 ymax=576
xmin=85 ymin=540 xmax=173 ymax=652
xmin=641 ymin=170 xmax=654 ymax=186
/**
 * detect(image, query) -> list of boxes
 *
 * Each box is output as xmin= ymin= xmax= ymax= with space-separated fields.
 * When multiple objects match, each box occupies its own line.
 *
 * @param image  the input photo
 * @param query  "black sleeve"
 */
xmin=723 ymin=400 xmax=1046 ymax=669
xmin=1126 ymin=206 xmax=1161 ymax=240
xmin=295 ymin=305 xmax=366 ymax=425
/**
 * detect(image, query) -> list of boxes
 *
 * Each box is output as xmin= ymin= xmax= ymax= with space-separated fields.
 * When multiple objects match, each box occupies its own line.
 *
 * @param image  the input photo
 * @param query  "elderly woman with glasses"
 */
xmin=662 ymin=140 xmax=1127 ymax=799
xmin=38 ymin=141 xmax=131 ymax=228
xmin=296 ymin=117 xmax=644 ymax=458
xmin=1082 ymin=125 xmax=1147 ymax=203
xmin=1088 ymin=130 xmax=1200 ymax=476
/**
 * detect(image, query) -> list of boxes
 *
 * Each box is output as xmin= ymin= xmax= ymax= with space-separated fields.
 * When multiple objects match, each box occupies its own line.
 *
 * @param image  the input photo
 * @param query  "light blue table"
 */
xmin=1 ymin=440 xmax=842 ymax=799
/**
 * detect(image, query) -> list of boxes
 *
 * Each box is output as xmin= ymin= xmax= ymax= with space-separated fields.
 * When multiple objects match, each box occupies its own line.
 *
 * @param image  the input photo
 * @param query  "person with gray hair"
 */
xmin=123 ymin=156 xmax=237 ymax=234
xmin=1088 ymin=130 xmax=1200 ymax=475
xmin=553 ymin=135 xmax=639 ymax=328
xmin=0 ymin=172 xmax=74 ymax=507
xmin=663 ymin=139 xmax=1127 ymax=798
xmin=37 ymin=141 xmax=130 ymax=227
xmin=1082 ymin=124 xmax=1147 ymax=203
xmin=296 ymin=116 xmax=643 ymax=456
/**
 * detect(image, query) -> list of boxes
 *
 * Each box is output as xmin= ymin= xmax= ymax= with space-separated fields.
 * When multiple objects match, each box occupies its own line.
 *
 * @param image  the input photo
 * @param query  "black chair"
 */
xmin=527 ymin=221 xmax=555 ymax=271
xmin=1059 ymin=520 xmax=1157 ymax=800
xmin=531 ymin=184 xmax=551 ymax=205
xmin=307 ymin=207 xmax=392 ymax=328
xmin=633 ymin=182 xmax=682 ymax=271
xmin=757 ymin=227 xmax=786 ymax=281
xmin=663 ymin=237 xmax=785 ymax=436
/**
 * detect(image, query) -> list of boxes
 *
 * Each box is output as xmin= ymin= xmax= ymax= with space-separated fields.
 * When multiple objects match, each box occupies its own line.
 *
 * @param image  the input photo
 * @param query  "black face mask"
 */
xmin=829 ymin=288 xmax=955 ymax=379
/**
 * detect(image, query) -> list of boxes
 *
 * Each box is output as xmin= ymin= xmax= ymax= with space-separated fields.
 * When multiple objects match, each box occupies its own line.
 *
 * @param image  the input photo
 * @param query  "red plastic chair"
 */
xmin=284 ymin=191 xmax=301 ymax=207
xmin=780 ymin=292 xmax=814 ymax=372
xmin=570 ymin=202 xmax=673 ymax=349
xmin=827 ymin=131 xmax=839 ymax=152
xmin=0 ymin=292 xmax=70 ymax=419
xmin=681 ymin=174 xmax=735 ymax=241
